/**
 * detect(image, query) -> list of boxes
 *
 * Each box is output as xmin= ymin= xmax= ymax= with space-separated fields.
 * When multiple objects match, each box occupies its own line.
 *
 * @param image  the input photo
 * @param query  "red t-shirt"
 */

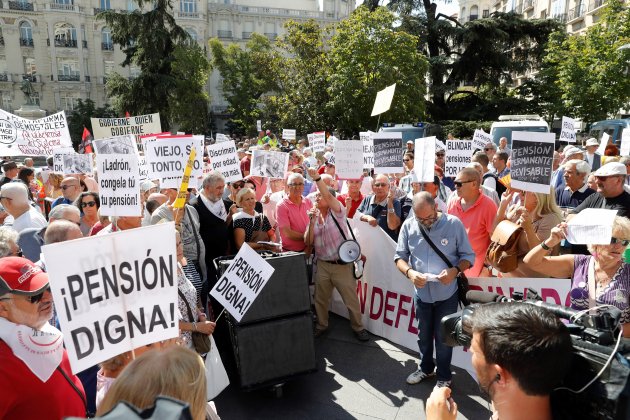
xmin=337 ymin=193 xmax=364 ymax=218
xmin=0 ymin=341 xmax=86 ymax=419
xmin=240 ymin=157 xmax=251 ymax=176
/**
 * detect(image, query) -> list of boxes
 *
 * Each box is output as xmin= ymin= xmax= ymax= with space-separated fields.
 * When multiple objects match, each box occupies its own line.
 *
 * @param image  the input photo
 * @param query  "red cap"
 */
xmin=0 ymin=257 xmax=49 ymax=296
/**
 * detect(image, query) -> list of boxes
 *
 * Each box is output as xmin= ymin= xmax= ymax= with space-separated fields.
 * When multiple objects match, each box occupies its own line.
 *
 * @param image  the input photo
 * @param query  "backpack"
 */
xmin=483 ymin=172 xmax=506 ymax=197
xmin=485 ymin=220 xmax=523 ymax=273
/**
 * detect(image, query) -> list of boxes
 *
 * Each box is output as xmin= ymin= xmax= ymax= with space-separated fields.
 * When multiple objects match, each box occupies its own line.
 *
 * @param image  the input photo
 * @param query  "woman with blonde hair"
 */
xmin=493 ymin=188 xmax=563 ymax=277
xmin=96 ymin=346 xmax=208 ymax=420
xmin=233 ymin=187 xmax=275 ymax=251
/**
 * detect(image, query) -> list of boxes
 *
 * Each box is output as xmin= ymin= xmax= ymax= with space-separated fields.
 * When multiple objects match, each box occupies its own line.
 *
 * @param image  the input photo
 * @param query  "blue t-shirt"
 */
xmin=357 ymin=195 xmax=402 ymax=241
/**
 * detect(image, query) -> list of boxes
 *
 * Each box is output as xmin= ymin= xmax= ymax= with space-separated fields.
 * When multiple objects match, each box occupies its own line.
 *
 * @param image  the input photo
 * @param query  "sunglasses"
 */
xmin=403 ymin=159 xmax=410 ymax=162
xmin=453 ymin=180 xmax=474 ymax=187
xmin=610 ymin=237 xmax=630 ymax=246
xmin=232 ymin=182 xmax=245 ymax=189
xmin=81 ymin=201 xmax=97 ymax=208
xmin=484 ymin=148 xmax=493 ymax=151
xmin=436 ymin=154 xmax=445 ymax=158
xmin=1 ymin=287 xmax=50 ymax=304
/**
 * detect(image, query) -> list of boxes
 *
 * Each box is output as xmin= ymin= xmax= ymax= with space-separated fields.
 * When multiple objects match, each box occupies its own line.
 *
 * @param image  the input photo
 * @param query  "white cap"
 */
xmin=593 ymin=162 xmax=627 ymax=177
xmin=585 ymin=138 xmax=599 ymax=147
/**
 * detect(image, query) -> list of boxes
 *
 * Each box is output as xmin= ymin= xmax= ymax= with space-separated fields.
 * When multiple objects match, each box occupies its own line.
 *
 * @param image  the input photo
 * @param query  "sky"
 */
xmin=353 ymin=0 xmax=459 ymax=17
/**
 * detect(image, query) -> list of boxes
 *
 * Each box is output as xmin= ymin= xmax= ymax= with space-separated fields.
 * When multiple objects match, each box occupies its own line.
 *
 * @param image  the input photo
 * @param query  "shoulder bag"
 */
xmin=177 ymin=289 xmax=211 ymax=354
xmin=417 ymin=221 xmax=470 ymax=306
xmin=485 ymin=220 xmax=523 ymax=273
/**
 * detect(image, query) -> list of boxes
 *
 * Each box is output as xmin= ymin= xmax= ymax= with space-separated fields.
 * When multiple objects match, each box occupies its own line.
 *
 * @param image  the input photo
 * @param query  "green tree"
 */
xmin=67 ymin=99 xmax=116 ymax=150
xmin=208 ymin=34 xmax=279 ymax=137
xmin=544 ymin=0 xmax=630 ymax=123
xmin=269 ymin=20 xmax=332 ymax=135
xmin=98 ymin=0 xmax=207 ymax=131
xmin=327 ymin=6 xmax=428 ymax=136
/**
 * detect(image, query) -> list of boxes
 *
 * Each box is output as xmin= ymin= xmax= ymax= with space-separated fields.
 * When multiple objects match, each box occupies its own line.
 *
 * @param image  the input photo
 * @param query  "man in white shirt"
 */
xmin=0 ymin=183 xmax=46 ymax=233
xmin=583 ymin=137 xmax=601 ymax=171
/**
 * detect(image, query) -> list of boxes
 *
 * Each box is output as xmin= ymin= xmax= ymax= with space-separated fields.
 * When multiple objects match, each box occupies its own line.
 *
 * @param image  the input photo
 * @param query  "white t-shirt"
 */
xmin=11 ymin=207 xmax=47 ymax=233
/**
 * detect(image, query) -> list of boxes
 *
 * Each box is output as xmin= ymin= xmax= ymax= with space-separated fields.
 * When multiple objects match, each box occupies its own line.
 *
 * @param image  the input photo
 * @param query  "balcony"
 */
xmin=102 ymin=42 xmax=114 ymax=51
xmin=587 ymin=0 xmax=605 ymax=11
xmin=264 ymin=32 xmax=277 ymax=41
xmin=54 ymin=39 xmax=78 ymax=48
xmin=553 ymin=13 xmax=567 ymax=23
xmin=9 ymin=1 xmax=34 ymax=11
xmin=469 ymin=14 xmax=478 ymax=21
xmin=58 ymin=74 xmax=80 ymax=82
xmin=217 ymin=30 xmax=232 ymax=39
xmin=523 ymin=0 xmax=535 ymax=11
xmin=176 ymin=11 xmax=201 ymax=19
xmin=567 ymin=4 xmax=585 ymax=21
xmin=22 ymin=74 xmax=37 ymax=82
xmin=93 ymin=7 xmax=110 ymax=14
xmin=242 ymin=31 xmax=252 ymax=39
xmin=49 ymin=2 xmax=73 ymax=11
xmin=0 ymin=73 xmax=8 ymax=82
xmin=19 ymin=38 xmax=34 ymax=47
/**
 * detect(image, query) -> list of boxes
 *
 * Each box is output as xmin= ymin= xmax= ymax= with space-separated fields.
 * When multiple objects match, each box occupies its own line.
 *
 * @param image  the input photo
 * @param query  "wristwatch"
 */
xmin=388 ymin=208 xmax=395 ymax=214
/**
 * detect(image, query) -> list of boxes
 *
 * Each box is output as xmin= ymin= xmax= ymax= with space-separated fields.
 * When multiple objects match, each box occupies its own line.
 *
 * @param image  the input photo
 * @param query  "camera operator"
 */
xmin=426 ymin=303 xmax=573 ymax=420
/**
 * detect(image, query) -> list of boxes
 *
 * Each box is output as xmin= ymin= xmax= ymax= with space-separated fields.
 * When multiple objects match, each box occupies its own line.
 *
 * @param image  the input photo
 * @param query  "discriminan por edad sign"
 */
xmin=282 ymin=129 xmax=296 ymax=140
xmin=334 ymin=140 xmax=364 ymax=179
xmin=206 ymin=140 xmax=242 ymax=183
xmin=372 ymin=132 xmax=402 ymax=174
xmin=510 ymin=131 xmax=555 ymax=194
xmin=91 ymin=113 xmax=162 ymax=144
xmin=413 ymin=136 xmax=436 ymax=182
xmin=143 ymin=135 xmax=204 ymax=189
xmin=42 ymin=223 xmax=179 ymax=373
xmin=250 ymin=150 xmax=289 ymax=179
xmin=0 ymin=110 xmax=72 ymax=156
xmin=52 ymin=147 xmax=76 ymax=173
xmin=559 ymin=116 xmax=576 ymax=143
xmin=360 ymin=131 xmax=374 ymax=169
xmin=95 ymin=152 xmax=142 ymax=217
xmin=444 ymin=140 xmax=473 ymax=177
xmin=310 ymin=131 xmax=326 ymax=153
xmin=210 ymin=243 xmax=275 ymax=322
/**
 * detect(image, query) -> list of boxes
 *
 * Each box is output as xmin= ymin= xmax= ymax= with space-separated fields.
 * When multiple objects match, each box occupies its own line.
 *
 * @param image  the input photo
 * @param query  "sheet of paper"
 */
xmin=566 ymin=208 xmax=618 ymax=245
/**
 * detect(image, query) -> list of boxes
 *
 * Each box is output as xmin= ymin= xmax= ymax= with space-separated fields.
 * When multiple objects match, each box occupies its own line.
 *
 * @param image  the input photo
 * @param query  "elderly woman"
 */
xmin=233 ymin=187 xmax=275 ymax=251
xmin=493 ymin=189 xmax=563 ymax=277
xmin=0 ymin=226 xmax=20 ymax=257
xmin=523 ymin=216 xmax=630 ymax=337
xmin=75 ymin=192 xmax=100 ymax=236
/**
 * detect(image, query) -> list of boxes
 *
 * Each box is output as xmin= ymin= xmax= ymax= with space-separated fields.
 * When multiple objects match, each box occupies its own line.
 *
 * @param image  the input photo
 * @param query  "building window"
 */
xmin=24 ymin=57 xmax=37 ymax=80
xmin=57 ymin=58 xmax=80 ymax=81
xmin=19 ymin=21 xmax=33 ymax=44
xmin=1 ymin=92 xmax=12 ymax=112
xmin=470 ymin=5 xmax=479 ymax=20
xmin=482 ymin=9 xmax=490 ymax=18
xmin=100 ymin=0 xmax=110 ymax=9
xmin=30 ymin=91 xmax=39 ymax=106
xmin=55 ymin=0 xmax=73 ymax=5
xmin=102 ymin=28 xmax=113 ymax=50
xmin=180 ymin=0 xmax=196 ymax=13
xmin=186 ymin=28 xmax=197 ymax=45
xmin=60 ymin=93 xmax=79 ymax=111
xmin=54 ymin=23 xmax=78 ymax=48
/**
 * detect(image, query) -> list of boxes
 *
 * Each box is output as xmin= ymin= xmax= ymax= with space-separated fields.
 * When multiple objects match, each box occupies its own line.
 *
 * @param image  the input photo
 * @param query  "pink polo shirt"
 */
xmin=447 ymin=192 xmax=497 ymax=277
xmin=276 ymin=196 xmax=313 ymax=252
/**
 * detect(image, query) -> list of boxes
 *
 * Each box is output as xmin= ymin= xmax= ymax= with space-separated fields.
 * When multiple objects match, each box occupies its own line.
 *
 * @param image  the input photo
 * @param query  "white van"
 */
xmin=490 ymin=115 xmax=549 ymax=148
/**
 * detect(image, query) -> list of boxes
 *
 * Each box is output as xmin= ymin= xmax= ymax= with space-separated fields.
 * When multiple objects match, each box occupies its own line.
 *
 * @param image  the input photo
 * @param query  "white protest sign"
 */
xmin=372 ymin=132 xmax=403 ymax=174
xmin=510 ymin=131 xmax=555 ymax=194
xmin=413 ymin=136 xmax=436 ymax=182
xmin=52 ymin=147 xmax=76 ymax=173
xmin=0 ymin=110 xmax=72 ymax=156
xmin=144 ymin=135 xmax=204 ymax=188
xmin=63 ymin=153 xmax=93 ymax=175
xmin=251 ymin=149 xmax=289 ymax=178
xmin=566 ymin=208 xmax=617 ymax=245
xmin=256 ymin=120 xmax=262 ymax=132
xmin=444 ymin=140 xmax=473 ymax=177
xmin=210 ymin=243 xmax=275 ymax=322
xmin=215 ymin=133 xmax=228 ymax=143
xmin=327 ymin=135 xmax=338 ymax=147
xmin=282 ymin=129 xmax=296 ymax=140
xmin=435 ymin=138 xmax=446 ymax=152
xmin=95 ymin=153 xmax=142 ymax=216
xmin=472 ymin=129 xmax=492 ymax=151
xmin=206 ymin=140 xmax=242 ymax=182
xmin=621 ymin=129 xmax=630 ymax=157
xmin=42 ymin=223 xmax=179 ymax=373
xmin=310 ymin=131 xmax=326 ymax=153
xmin=371 ymin=83 xmax=396 ymax=116
xmin=597 ymin=132 xmax=610 ymax=156
xmin=559 ymin=117 xmax=576 ymax=143
xmin=91 ymin=113 xmax=162 ymax=143
xmin=92 ymin=134 xmax=137 ymax=155
xmin=334 ymin=140 xmax=364 ymax=180
xmin=360 ymin=131 xmax=374 ymax=169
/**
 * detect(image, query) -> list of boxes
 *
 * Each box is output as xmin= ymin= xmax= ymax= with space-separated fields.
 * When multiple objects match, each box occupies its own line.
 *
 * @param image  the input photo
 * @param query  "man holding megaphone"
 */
xmin=305 ymin=167 xmax=369 ymax=342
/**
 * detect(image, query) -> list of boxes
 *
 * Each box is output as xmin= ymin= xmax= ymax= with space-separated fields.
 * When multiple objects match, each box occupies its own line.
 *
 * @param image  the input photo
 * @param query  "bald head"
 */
xmin=44 ymin=220 xmax=83 ymax=244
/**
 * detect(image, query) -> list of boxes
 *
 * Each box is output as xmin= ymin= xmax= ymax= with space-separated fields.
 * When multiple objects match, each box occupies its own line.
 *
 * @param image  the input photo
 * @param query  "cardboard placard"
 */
xmin=52 ymin=147 xmax=76 ymax=173
xmin=510 ymin=131 xmax=555 ymax=194
xmin=206 ymin=141 xmax=242 ymax=183
xmin=282 ymin=129 xmax=296 ymax=140
xmin=559 ymin=116 xmax=576 ymax=143
xmin=91 ymin=113 xmax=162 ymax=145
xmin=143 ymin=135 xmax=204 ymax=189
xmin=96 ymin=153 xmax=142 ymax=216
xmin=372 ymin=132 xmax=403 ymax=174
xmin=63 ymin=153 xmax=93 ymax=175
xmin=310 ymin=132 xmax=325 ymax=153
xmin=371 ymin=83 xmax=396 ymax=117
xmin=413 ymin=137 xmax=436 ymax=182
xmin=360 ymin=131 xmax=374 ymax=169
xmin=444 ymin=140 xmax=473 ymax=177
xmin=250 ymin=150 xmax=289 ymax=179
xmin=334 ymin=140 xmax=364 ymax=180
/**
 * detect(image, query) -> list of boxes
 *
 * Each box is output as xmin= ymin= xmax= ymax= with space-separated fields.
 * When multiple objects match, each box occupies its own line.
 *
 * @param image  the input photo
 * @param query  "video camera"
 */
xmin=440 ymin=289 xmax=630 ymax=420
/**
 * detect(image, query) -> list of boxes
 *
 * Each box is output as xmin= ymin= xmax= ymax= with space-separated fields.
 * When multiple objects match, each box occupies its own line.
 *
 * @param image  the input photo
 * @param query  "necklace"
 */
xmin=594 ymin=261 xmax=620 ymax=291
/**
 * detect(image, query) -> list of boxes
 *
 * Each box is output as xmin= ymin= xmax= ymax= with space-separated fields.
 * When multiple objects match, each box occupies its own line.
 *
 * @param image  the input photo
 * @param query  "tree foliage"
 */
xmin=98 ymin=0 xmax=209 ymax=131
xmin=67 ymin=99 xmax=116 ymax=150
xmin=208 ymin=34 xmax=279 ymax=137
xmin=543 ymin=0 xmax=630 ymax=123
xmin=327 ymin=6 xmax=428 ymax=136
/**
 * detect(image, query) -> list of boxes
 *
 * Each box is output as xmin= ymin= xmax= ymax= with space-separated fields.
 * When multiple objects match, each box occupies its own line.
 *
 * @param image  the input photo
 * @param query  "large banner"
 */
xmin=42 ymin=223 xmax=179 ymax=373
xmin=510 ymin=131 xmax=555 ymax=194
xmin=372 ymin=132 xmax=403 ymax=174
xmin=206 ymin=141 xmax=242 ymax=182
xmin=444 ymin=140 xmax=473 ymax=177
xmin=0 ymin=110 xmax=72 ymax=156
xmin=143 ymin=135 xmax=204 ymax=188
xmin=330 ymin=216 xmax=571 ymax=373
xmin=91 ymin=113 xmax=162 ymax=143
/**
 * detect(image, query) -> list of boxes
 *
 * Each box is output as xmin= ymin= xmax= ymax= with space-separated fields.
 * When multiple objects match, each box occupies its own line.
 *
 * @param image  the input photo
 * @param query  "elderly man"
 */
xmin=552 ymin=145 xmax=584 ymax=191
xmin=276 ymin=172 xmax=312 ymax=252
xmin=556 ymin=159 xmax=595 ymax=210
xmin=0 ymin=183 xmax=46 ymax=233
xmin=44 ymin=220 xmax=83 ymax=245
xmin=97 ymin=214 xmax=142 ymax=234
xmin=18 ymin=204 xmax=80 ymax=262
xmin=51 ymin=177 xmax=82 ymax=208
xmin=484 ymin=142 xmax=497 ymax=172
xmin=569 ymin=162 xmax=630 ymax=219
xmin=0 ymin=257 xmax=86 ymax=418
xmin=447 ymin=168 xmax=497 ymax=277
xmin=0 ymin=161 xmax=18 ymax=187
xmin=584 ymin=137 xmax=601 ymax=171
xmin=305 ymin=168 xmax=369 ymax=341
xmin=396 ymin=192 xmax=474 ymax=389
xmin=492 ymin=151 xmax=510 ymax=179
xmin=357 ymin=174 xmax=402 ymax=241
xmin=466 ymin=162 xmax=500 ymax=206
xmin=23 ymin=158 xmax=34 ymax=168
xmin=498 ymin=136 xmax=511 ymax=157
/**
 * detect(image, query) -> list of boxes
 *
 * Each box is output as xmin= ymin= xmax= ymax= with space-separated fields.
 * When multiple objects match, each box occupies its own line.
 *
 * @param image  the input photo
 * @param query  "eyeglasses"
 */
xmin=81 ymin=201 xmax=97 ymax=208
xmin=0 ymin=196 xmax=12 ymax=201
xmin=0 ymin=287 xmax=49 ymax=304
xmin=373 ymin=183 xmax=388 ymax=187
xmin=610 ymin=237 xmax=630 ymax=246
xmin=61 ymin=185 xmax=76 ymax=190
xmin=454 ymin=180 xmax=474 ymax=188
xmin=416 ymin=214 xmax=437 ymax=224
xmin=484 ymin=148 xmax=493 ymax=151
xmin=288 ymin=183 xmax=304 ymax=187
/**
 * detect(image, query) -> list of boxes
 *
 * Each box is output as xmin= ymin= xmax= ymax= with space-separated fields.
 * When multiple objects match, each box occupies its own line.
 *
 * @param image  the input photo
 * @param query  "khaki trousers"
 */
xmin=314 ymin=260 xmax=363 ymax=332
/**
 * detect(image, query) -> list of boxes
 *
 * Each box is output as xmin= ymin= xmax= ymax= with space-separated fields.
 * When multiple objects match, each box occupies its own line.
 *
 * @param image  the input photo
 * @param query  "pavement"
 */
xmin=214 ymin=313 xmax=492 ymax=420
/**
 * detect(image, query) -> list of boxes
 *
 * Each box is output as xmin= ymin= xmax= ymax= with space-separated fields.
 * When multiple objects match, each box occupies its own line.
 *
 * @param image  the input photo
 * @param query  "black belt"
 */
xmin=321 ymin=259 xmax=349 ymax=265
